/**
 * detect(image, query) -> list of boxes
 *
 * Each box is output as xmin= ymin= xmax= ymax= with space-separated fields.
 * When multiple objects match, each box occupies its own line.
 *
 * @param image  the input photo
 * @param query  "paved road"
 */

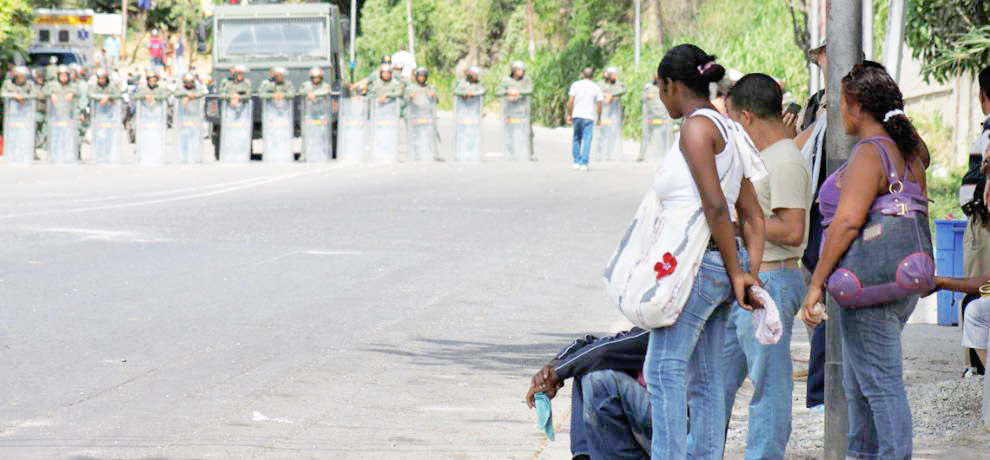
xmin=0 ymin=116 xmax=655 ymax=458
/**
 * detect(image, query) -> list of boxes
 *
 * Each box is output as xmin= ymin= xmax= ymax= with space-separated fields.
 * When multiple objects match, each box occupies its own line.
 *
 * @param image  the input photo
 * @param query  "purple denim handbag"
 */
xmin=826 ymin=139 xmax=935 ymax=308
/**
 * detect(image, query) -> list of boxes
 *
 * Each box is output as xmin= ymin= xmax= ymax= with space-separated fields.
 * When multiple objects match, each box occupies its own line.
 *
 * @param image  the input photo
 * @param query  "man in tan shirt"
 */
xmin=721 ymin=74 xmax=812 ymax=460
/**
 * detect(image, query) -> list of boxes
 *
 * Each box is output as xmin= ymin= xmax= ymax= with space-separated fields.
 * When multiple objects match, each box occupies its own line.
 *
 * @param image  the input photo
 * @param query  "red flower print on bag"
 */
xmin=654 ymin=252 xmax=677 ymax=280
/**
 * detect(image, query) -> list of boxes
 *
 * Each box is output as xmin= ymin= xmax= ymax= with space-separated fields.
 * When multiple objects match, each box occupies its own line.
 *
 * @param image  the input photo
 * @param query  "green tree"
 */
xmin=0 ymin=0 xmax=33 ymax=63
xmin=906 ymin=0 xmax=990 ymax=82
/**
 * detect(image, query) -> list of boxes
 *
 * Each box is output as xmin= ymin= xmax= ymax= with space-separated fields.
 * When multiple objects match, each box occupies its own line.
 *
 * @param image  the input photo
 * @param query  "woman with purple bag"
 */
xmin=801 ymin=63 xmax=933 ymax=460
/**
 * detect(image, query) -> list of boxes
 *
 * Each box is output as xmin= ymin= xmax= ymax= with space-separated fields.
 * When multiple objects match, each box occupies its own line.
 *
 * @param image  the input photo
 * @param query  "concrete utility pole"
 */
xmin=526 ymin=0 xmax=535 ymax=60
xmin=862 ymin=0 xmax=873 ymax=61
xmin=825 ymin=0 xmax=861 ymax=458
xmin=809 ymin=0 xmax=820 ymax=96
xmin=406 ymin=0 xmax=415 ymax=58
xmin=121 ymin=0 xmax=127 ymax=57
xmin=634 ymin=0 xmax=641 ymax=66
xmin=882 ymin=0 xmax=907 ymax=82
xmin=349 ymin=0 xmax=357 ymax=82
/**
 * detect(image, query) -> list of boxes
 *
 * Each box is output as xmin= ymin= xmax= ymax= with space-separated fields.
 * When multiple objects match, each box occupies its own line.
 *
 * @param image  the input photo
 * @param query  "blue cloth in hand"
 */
xmin=534 ymin=392 xmax=555 ymax=441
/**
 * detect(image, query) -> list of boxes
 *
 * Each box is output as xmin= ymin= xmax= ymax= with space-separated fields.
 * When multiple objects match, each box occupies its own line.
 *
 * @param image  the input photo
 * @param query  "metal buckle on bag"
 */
xmin=895 ymin=202 xmax=908 ymax=216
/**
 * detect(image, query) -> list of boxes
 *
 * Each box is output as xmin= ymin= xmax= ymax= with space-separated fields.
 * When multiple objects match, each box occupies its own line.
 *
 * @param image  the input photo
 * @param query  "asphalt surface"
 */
xmin=0 ymin=114 xmax=655 ymax=458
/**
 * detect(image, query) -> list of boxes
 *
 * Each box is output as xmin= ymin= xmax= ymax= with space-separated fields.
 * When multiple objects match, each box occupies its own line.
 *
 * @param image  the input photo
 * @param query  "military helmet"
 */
xmin=232 ymin=64 xmax=247 ymax=74
xmin=181 ymin=72 xmax=195 ymax=82
xmin=69 ymin=64 xmax=82 ymax=74
xmin=415 ymin=67 xmax=428 ymax=78
xmin=309 ymin=66 xmax=324 ymax=77
xmin=146 ymin=69 xmax=159 ymax=80
xmin=604 ymin=66 xmax=619 ymax=76
xmin=271 ymin=66 xmax=287 ymax=76
xmin=12 ymin=66 xmax=28 ymax=77
xmin=511 ymin=61 xmax=525 ymax=71
xmin=466 ymin=66 xmax=480 ymax=76
xmin=381 ymin=55 xmax=392 ymax=64
xmin=95 ymin=68 xmax=109 ymax=78
xmin=379 ymin=63 xmax=392 ymax=73
xmin=56 ymin=65 xmax=70 ymax=75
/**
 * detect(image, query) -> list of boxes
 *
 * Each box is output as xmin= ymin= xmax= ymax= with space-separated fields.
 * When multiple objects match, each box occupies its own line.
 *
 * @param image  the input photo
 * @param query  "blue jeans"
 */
xmin=839 ymin=296 xmax=917 ymax=460
xmin=721 ymin=268 xmax=805 ymax=460
xmin=579 ymin=370 xmax=652 ymax=459
xmin=572 ymin=118 xmax=594 ymax=165
xmin=645 ymin=248 xmax=749 ymax=460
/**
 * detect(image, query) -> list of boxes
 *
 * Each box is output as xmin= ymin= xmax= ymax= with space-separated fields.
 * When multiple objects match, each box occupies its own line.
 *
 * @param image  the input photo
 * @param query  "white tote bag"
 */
xmin=603 ymin=113 xmax=766 ymax=329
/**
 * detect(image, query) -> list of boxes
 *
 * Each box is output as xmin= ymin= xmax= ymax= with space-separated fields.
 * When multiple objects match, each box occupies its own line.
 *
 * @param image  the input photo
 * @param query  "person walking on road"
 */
xmin=496 ymin=61 xmax=536 ymax=161
xmin=566 ymin=67 xmax=603 ymax=171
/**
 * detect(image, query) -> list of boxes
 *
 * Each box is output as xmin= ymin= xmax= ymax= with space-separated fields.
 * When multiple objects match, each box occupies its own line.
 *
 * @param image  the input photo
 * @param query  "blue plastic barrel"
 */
xmin=934 ymin=219 xmax=967 ymax=325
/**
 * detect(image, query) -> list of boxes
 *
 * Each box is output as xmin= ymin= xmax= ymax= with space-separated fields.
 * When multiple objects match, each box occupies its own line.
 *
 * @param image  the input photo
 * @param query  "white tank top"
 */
xmin=652 ymin=108 xmax=740 ymax=218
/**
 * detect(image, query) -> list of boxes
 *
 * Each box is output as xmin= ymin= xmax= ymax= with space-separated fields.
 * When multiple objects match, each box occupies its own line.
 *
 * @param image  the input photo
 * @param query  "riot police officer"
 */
xmin=220 ymin=64 xmax=252 ymax=108
xmin=302 ymin=66 xmax=333 ymax=100
xmin=1 ymin=66 xmax=40 ymax=101
xmin=638 ymin=78 xmax=673 ymax=162
xmin=600 ymin=66 xmax=626 ymax=103
xmin=174 ymin=72 xmax=206 ymax=102
xmin=258 ymin=67 xmax=295 ymax=101
xmin=454 ymin=66 xmax=485 ymax=98
xmin=135 ymin=70 xmax=172 ymax=103
xmin=351 ymin=55 xmax=392 ymax=95
xmin=43 ymin=66 xmax=79 ymax=107
xmin=405 ymin=67 xmax=440 ymax=161
xmin=496 ymin=61 xmax=535 ymax=160
xmin=368 ymin=64 xmax=403 ymax=104
xmin=88 ymin=68 xmax=122 ymax=104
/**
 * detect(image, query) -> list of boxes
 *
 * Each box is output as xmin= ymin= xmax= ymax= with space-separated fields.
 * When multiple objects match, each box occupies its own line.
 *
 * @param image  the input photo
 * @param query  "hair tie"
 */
xmin=697 ymin=60 xmax=716 ymax=75
xmin=883 ymin=109 xmax=905 ymax=123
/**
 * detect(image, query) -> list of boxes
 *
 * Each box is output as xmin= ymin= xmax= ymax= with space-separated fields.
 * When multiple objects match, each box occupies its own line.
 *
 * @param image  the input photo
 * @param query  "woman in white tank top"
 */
xmin=642 ymin=45 xmax=766 ymax=460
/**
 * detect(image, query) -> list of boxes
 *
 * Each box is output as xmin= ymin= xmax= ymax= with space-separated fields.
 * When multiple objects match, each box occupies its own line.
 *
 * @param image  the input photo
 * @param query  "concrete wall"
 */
xmin=897 ymin=44 xmax=985 ymax=166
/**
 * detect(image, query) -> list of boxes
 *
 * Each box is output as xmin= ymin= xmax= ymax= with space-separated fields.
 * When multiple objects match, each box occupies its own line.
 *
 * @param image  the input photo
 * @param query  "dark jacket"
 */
xmin=549 ymin=328 xmax=649 ymax=381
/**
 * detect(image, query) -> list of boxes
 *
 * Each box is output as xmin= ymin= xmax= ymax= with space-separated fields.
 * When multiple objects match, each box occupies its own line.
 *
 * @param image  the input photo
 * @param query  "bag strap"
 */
xmin=857 ymin=136 xmax=907 ymax=193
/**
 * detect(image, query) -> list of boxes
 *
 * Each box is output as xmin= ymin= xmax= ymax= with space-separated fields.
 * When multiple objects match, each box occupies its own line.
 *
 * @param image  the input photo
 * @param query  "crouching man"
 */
xmin=526 ymin=328 xmax=650 ymax=460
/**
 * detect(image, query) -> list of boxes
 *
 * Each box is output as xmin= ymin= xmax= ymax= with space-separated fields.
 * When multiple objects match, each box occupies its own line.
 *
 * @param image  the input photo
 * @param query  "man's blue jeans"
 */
xmin=572 ymin=118 xmax=594 ymax=165
xmin=839 ymin=296 xmax=917 ymax=460
xmin=645 ymin=248 xmax=749 ymax=460
xmin=582 ymin=370 xmax=652 ymax=459
xmin=721 ymin=267 xmax=805 ymax=460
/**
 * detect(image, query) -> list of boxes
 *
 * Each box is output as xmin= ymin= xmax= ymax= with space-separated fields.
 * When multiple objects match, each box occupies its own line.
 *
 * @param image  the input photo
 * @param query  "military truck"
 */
xmin=206 ymin=2 xmax=347 ymax=159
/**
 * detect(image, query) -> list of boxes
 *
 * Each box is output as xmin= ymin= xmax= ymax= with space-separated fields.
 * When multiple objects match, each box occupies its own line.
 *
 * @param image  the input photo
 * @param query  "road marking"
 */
xmin=27 ymin=227 xmax=171 ymax=243
xmin=0 ymin=166 xmax=341 ymax=220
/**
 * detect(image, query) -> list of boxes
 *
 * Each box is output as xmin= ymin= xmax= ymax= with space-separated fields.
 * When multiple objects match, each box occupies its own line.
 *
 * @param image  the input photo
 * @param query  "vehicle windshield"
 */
xmin=217 ymin=17 xmax=328 ymax=63
xmin=29 ymin=53 xmax=79 ymax=67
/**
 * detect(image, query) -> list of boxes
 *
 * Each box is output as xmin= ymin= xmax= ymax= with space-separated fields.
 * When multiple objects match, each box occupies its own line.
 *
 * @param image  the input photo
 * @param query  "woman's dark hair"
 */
xmin=841 ymin=63 xmax=919 ymax=162
xmin=980 ymin=66 xmax=990 ymax=99
xmin=658 ymin=44 xmax=726 ymax=97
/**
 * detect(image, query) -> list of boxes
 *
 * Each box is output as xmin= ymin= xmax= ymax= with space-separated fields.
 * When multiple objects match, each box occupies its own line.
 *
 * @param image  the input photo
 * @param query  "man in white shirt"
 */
xmin=566 ymin=67 xmax=603 ymax=171
xmin=722 ymin=73 xmax=812 ymax=460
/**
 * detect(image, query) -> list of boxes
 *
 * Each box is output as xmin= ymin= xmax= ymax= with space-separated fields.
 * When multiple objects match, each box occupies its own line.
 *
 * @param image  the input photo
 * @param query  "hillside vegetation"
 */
xmin=356 ymin=0 xmax=809 ymax=138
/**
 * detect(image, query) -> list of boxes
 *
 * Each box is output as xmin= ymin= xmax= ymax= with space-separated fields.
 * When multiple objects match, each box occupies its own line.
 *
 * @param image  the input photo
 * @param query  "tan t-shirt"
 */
xmin=754 ymin=139 xmax=812 ymax=262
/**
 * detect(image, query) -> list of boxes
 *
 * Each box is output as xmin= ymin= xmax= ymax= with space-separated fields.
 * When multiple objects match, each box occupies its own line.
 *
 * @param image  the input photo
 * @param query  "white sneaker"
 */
xmin=572 ymin=163 xmax=580 ymax=170
xmin=580 ymin=165 xmax=589 ymax=171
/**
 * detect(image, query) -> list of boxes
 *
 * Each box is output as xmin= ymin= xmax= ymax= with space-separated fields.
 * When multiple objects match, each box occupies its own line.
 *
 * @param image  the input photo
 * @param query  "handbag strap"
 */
xmin=856 ymin=136 xmax=928 ymax=217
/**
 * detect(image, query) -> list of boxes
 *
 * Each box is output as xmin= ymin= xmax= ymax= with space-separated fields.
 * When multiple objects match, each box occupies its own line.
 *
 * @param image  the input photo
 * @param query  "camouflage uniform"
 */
xmin=639 ymin=82 xmax=672 ymax=161
xmin=453 ymin=78 xmax=486 ymax=98
xmin=173 ymin=83 xmax=207 ymax=100
xmin=134 ymin=83 xmax=172 ymax=102
xmin=368 ymin=77 xmax=403 ymax=101
xmin=220 ymin=77 xmax=253 ymax=99
xmin=42 ymin=79 xmax=80 ymax=158
xmin=257 ymin=79 xmax=296 ymax=99
xmin=1 ymin=78 xmax=40 ymax=100
xmin=301 ymin=80 xmax=333 ymax=97
xmin=599 ymin=79 xmax=627 ymax=100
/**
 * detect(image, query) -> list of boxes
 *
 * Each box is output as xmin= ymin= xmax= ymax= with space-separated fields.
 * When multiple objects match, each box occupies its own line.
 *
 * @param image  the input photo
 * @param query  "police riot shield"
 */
xmin=501 ymin=95 xmax=531 ymax=161
xmin=370 ymin=97 xmax=400 ymax=163
xmin=406 ymin=94 xmax=436 ymax=162
xmin=640 ymin=101 xmax=673 ymax=162
xmin=47 ymin=98 xmax=79 ymax=164
xmin=263 ymin=98 xmax=294 ymax=163
xmin=595 ymin=99 xmax=623 ymax=162
xmin=302 ymin=96 xmax=332 ymax=163
xmin=136 ymin=100 xmax=167 ymax=166
xmin=337 ymin=96 xmax=366 ymax=163
xmin=90 ymin=100 xmax=123 ymax=165
xmin=454 ymin=95 xmax=482 ymax=162
xmin=220 ymin=99 xmax=253 ymax=163
xmin=3 ymin=98 xmax=36 ymax=164
xmin=174 ymin=98 xmax=204 ymax=164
